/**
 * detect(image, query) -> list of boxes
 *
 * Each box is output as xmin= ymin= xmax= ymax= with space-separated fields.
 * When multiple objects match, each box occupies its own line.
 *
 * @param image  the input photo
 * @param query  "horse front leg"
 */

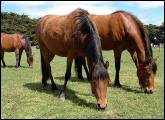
xmin=15 ymin=48 xmax=19 ymax=68
xmin=128 ymin=49 xmax=139 ymax=68
xmin=60 ymin=55 xmax=74 ymax=101
xmin=18 ymin=48 xmax=23 ymax=67
xmin=1 ymin=50 xmax=6 ymax=67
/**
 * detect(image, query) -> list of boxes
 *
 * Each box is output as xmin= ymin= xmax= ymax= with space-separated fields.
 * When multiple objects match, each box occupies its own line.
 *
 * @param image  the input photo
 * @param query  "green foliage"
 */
xmin=1 ymin=12 xmax=38 ymax=46
xmin=145 ymin=22 xmax=164 ymax=43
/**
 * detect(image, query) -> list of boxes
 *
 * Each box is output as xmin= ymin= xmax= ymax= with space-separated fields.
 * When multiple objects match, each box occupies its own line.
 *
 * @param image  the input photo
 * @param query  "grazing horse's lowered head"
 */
xmin=22 ymin=35 xmax=33 ymax=68
xmin=137 ymin=57 xmax=157 ymax=94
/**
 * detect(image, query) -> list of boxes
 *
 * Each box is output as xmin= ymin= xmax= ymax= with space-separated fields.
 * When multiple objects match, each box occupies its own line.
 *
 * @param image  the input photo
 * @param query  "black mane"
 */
xmin=73 ymin=8 xmax=103 ymax=64
xmin=123 ymin=11 xmax=157 ymax=73
xmin=22 ymin=34 xmax=33 ymax=59
xmin=73 ymin=8 xmax=109 ymax=81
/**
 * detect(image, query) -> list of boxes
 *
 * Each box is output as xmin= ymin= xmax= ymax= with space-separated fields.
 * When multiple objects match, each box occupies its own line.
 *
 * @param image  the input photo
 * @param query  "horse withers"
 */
xmin=75 ymin=11 xmax=157 ymax=94
xmin=36 ymin=8 xmax=110 ymax=109
xmin=1 ymin=33 xmax=33 ymax=68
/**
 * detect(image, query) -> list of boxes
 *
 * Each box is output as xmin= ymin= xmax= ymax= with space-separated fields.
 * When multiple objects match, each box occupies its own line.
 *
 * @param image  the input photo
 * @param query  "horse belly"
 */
xmin=1 ymin=40 xmax=15 ymax=52
xmin=101 ymin=41 xmax=114 ymax=50
xmin=42 ymin=38 xmax=68 ymax=57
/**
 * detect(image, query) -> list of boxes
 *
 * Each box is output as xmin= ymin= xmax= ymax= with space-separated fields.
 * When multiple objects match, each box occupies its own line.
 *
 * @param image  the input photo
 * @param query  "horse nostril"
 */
xmin=144 ymin=89 xmax=153 ymax=94
xmin=150 ymin=90 xmax=153 ymax=94
xmin=144 ymin=89 xmax=148 ymax=94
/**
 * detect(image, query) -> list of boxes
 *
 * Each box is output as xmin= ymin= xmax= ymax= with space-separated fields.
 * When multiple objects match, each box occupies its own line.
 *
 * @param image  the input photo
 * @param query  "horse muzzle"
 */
xmin=144 ymin=88 xmax=154 ymax=94
xmin=29 ymin=65 xmax=33 ymax=68
xmin=97 ymin=103 xmax=107 ymax=110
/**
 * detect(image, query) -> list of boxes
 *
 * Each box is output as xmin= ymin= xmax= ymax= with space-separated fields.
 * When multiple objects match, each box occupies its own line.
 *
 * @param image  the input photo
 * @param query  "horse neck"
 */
xmin=129 ymin=14 xmax=153 ymax=66
xmin=137 ymin=36 xmax=153 ymax=66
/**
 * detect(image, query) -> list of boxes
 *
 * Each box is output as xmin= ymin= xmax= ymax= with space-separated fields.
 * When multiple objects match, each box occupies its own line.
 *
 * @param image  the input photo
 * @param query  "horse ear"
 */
xmin=104 ymin=61 xmax=109 ymax=69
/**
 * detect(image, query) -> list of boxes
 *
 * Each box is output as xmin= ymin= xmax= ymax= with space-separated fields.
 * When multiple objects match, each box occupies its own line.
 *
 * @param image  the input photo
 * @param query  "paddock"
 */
xmin=1 ymin=47 xmax=164 ymax=119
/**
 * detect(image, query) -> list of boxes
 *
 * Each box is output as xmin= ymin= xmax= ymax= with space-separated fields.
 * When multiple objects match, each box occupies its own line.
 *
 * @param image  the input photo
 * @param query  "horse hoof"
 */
xmin=3 ymin=65 xmax=6 ymax=67
xmin=52 ymin=85 xmax=58 ymax=91
xmin=78 ymin=76 xmax=84 ymax=80
xmin=42 ymin=82 xmax=48 ymax=87
xmin=79 ymin=77 xmax=84 ymax=81
xmin=60 ymin=92 xmax=65 ymax=101
xmin=114 ymin=83 xmax=122 ymax=87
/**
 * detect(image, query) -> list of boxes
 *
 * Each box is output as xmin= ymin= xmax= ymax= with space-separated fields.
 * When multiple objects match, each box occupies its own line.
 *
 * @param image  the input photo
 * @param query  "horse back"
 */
xmin=91 ymin=11 xmax=143 ymax=50
xmin=36 ymin=15 xmax=69 ymax=56
xmin=1 ymin=33 xmax=23 ymax=52
xmin=36 ymin=10 xmax=88 ymax=57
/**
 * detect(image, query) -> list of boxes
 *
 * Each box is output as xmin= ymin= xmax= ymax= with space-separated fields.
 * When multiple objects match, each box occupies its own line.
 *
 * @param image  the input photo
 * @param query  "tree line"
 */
xmin=1 ymin=12 xmax=164 ymax=46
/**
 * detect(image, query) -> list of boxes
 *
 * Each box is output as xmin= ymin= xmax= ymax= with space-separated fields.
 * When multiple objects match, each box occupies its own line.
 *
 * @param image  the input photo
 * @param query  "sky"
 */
xmin=1 ymin=1 xmax=164 ymax=25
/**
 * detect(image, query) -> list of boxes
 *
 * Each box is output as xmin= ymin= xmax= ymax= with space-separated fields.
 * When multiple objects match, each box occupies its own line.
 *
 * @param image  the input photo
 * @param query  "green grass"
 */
xmin=1 ymin=47 xmax=164 ymax=119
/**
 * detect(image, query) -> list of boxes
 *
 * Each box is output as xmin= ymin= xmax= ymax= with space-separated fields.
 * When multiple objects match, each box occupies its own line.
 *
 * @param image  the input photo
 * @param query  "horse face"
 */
xmin=137 ymin=58 xmax=157 ymax=94
xmin=27 ymin=56 xmax=33 ymax=68
xmin=90 ymin=63 xmax=110 ymax=109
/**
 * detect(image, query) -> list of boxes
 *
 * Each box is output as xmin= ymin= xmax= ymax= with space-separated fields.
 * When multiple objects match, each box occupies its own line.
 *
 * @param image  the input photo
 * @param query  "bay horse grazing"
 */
xmin=75 ymin=11 xmax=157 ymax=94
xmin=36 ymin=8 xmax=110 ymax=109
xmin=1 ymin=33 xmax=33 ymax=68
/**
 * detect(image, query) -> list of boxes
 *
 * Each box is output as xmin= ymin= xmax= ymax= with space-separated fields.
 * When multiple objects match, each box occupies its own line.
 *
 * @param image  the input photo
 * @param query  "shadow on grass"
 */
xmin=55 ymin=76 xmax=142 ymax=93
xmin=23 ymin=82 xmax=97 ymax=110
xmin=1 ymin=65 xmax=29 ymax=68
xmin=110 ymin=84 xmax=143 ymax=93
xmin=54 ymin=76 xmax=89 ymax=83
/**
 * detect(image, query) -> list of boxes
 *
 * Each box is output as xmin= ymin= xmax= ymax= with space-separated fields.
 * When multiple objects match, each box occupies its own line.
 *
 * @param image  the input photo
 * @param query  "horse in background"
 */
xmin=75 ymin=11 xmax=157 ymax=94
xmin=36 ymin=8 xmax=110 ymax=109
xmin=1 ymin=33 xmax=33 ymax=68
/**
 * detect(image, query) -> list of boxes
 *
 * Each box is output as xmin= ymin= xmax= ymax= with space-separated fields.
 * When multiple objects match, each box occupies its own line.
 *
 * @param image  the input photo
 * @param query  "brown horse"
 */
xmin=1 ymin=33 xmax=33 ymax=68
xmin=75 ymin=11 xmax=157 ymax=94
xmin=36 ymin=8 xmax=110 ymax=109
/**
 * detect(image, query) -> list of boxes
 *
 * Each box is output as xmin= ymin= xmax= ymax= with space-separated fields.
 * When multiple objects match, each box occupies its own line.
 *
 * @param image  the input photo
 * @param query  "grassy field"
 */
xmin=1 ymin=47 xmax=164 ymax=119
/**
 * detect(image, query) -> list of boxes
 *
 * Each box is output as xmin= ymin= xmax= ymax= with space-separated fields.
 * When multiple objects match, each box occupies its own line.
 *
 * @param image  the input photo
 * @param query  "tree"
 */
xmin=145 ymin=23 xmax=164 ymax=45
xmin=1 ymin=12 xmax=38 ymax=46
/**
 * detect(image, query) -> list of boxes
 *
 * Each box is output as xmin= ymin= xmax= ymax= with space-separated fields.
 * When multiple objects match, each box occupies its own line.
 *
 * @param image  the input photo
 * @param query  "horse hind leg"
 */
xmin=1 ymin=50 xmax=6 ymax=67
xmin=40 ymin=49 xmax=57 ymax=90
xmin=74 ymin=56 xmax=89 ymax=81
xmin=18 ymin=48 xmax=23 ymax=67
xmin=15 ymin=48 xmax=19 ymax=68
xmin=114 ymin=50 xmax=122 ymax=87
xmin=75 ymin=56 xmax=84 ymax=80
